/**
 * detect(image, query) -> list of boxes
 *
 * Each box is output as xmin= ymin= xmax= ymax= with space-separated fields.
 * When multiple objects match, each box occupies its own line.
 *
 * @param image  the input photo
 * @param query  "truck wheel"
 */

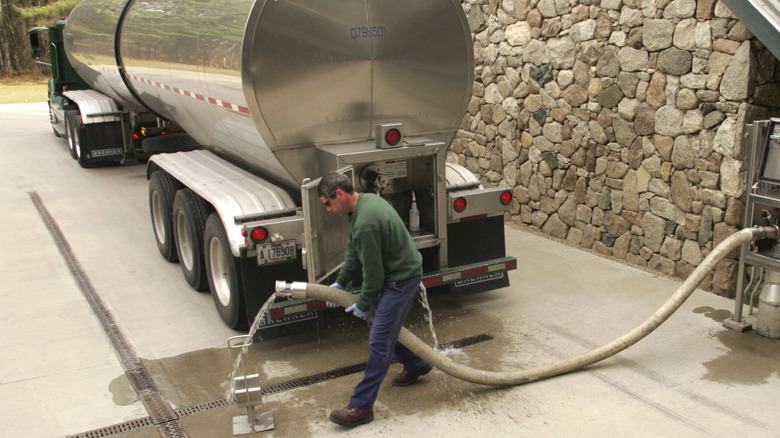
xmin=65 ymin=110 xmax=79 ymax=159
xmin=149 ymin=171 xmax=179 ymax=262
xmin=65 ymin=111 xmax=98 ymax=168
xmin=173 ymin=189 xmax=209 ymax=291
xmin=204 ymin=213 xmax=247 ymax=329
xmin=50 ymin=103 xmax=63 ymax=138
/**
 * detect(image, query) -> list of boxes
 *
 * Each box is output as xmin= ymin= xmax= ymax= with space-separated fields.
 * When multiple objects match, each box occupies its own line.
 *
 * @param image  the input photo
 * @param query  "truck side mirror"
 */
xmin=28 ymin=28 xmax=42 ymax=59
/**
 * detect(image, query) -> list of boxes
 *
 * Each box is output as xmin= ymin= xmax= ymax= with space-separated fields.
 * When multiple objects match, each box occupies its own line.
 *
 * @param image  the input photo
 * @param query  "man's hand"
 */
xmin=345 ymin=303 xmax=369 ymax=320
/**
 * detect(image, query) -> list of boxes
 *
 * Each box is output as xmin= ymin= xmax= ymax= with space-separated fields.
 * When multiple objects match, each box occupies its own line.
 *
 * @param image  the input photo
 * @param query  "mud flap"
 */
xmin=446 ymin=215 xmax=511 ymax=296
xmin=79 ymin=121 xmax=124 ymax=166
xmin=239 ymin=255 xmax=322 ymax=341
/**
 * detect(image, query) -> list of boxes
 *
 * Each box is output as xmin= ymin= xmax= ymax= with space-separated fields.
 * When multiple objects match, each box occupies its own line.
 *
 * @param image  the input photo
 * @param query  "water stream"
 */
xmin=417 ymin=283 xmax=440 ymax=350
xmin=226 ymin=293 xmax=277 ymax=403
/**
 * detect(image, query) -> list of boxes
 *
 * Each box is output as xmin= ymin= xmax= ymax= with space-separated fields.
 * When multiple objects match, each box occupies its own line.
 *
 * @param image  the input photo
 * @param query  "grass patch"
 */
xmin=0 ymin=75 xmax=49 ymax=105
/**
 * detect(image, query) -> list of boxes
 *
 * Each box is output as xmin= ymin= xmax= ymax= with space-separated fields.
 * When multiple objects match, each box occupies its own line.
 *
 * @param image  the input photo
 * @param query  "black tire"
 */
xmin=148 ymin=172 xmax=180 ymax=262
xmin=75 ymin=126 xmax=95 ymax=169
xmin=50 ymin=103 xmax=63 ymax=138
xmin=204 ymin=213 xmax=247 ymax=329
xmin=65 ymin=110 xmax=101 ymax=168
xmin=173 ymin=189 xmax=210 ymax=291
xmin=64 ymin=110 xmax=79 ymax=159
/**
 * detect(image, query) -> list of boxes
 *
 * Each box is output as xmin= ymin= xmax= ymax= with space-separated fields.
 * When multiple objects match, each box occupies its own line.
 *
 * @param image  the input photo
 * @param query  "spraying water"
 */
xmin=417 ymin=283 xmax=440 ymax=350
xmin=226 ymin=293 xmax=277 ymax=402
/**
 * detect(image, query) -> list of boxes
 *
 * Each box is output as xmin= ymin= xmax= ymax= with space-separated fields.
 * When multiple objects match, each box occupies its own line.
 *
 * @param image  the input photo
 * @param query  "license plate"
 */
xmin=257 ymin=240 xmax=297 ymax=265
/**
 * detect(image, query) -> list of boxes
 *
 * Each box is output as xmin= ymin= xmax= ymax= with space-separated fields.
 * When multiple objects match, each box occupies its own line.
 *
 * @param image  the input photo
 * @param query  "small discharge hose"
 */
xmin=276 ymin=226 xmax=778 ymax=386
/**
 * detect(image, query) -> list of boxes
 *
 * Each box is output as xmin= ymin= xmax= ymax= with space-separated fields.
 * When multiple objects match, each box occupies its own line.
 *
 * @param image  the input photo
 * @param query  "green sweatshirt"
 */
xmin=336 ymin=193 xmax=423 ymax=311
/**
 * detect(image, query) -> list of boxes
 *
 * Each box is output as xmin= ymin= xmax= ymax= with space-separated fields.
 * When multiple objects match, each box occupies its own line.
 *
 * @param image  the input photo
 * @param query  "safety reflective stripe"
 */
xmin=269 ymin=300 xmax=325 ymax=318
xmin=268 ymin=259 xmax=517 ymax=317
xmin=128 ymin=74 xmax=251 ymax=115
xmin=423 ymin=260 xmax=517 ymax=286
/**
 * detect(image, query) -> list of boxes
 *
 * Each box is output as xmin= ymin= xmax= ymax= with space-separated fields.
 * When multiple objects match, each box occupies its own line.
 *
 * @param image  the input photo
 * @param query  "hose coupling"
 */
xmin=274 ymin=281 xmax=309 ymax=299
xmin=751 ymin=225 xmax=780 ymax=241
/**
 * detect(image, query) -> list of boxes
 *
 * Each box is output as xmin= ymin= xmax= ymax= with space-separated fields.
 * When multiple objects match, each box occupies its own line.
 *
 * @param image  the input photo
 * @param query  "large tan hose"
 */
xmin=277 ymin=226 xmax=778 ymax=386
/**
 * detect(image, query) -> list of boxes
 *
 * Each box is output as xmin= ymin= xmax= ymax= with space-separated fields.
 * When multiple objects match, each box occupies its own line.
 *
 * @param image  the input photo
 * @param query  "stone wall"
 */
xmin=453 ymin=0 xmax=780 ymax=296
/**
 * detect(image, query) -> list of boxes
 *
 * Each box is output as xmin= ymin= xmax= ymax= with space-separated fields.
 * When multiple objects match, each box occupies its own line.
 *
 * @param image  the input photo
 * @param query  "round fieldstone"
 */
xmin=657 ymin=48 xmax=693 ymax=75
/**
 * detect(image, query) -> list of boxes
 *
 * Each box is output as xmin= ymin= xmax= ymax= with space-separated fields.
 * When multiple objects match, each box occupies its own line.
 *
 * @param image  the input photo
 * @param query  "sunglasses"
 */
xmin=323 ymin=195 xmax=336 ymax=207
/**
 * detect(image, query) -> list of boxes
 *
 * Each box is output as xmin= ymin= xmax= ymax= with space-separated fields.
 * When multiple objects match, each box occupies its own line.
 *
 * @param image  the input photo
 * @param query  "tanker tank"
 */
xmin=64 ymin=0 xmax=474 ymax=191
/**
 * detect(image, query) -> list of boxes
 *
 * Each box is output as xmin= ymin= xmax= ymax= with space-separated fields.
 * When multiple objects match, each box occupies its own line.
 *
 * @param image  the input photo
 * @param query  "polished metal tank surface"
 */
xmin=64 ymin=0 xmax=473 ymax=190
xmin=63 ymin=0 xmax=147 ymax=114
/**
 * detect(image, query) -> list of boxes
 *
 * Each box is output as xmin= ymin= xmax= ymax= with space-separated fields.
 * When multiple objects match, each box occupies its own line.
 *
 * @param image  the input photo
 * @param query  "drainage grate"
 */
xmin=259 ymin=333 xmax=494 ymax=395
xmin=66 ymin=417 xmax=153 ymax=438
xmin=157 ymin=421 xmax=189 ymax=438
xmin=175 ymin=398 xmax=232 ymax=417
xmin=263 ymin=362 xmax=367 ymax=394
xmin=439 ymin=333 xmax=494 ymax=350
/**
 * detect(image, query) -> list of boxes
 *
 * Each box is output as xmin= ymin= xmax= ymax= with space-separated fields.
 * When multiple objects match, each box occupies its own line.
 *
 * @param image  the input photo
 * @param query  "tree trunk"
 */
xmin=0 ymin=0 xmax=67 ymax=77
xmin=0 ymin=0 xmax=21 ymax=76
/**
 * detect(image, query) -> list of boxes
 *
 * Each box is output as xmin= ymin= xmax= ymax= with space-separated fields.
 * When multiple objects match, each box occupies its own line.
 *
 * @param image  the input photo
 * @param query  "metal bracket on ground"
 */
xmin=723 ymin=317 xmax=753 ymax=332
xmin=232 ymin=374 xmax=274 ymax=434
xmin=228 ymin=335 xmax=275 ymax=434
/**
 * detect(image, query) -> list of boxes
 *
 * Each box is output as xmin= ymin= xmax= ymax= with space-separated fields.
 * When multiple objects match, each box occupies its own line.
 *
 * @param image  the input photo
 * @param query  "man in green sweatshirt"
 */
xmin=317 ymin=172 xmax=432 ymax=428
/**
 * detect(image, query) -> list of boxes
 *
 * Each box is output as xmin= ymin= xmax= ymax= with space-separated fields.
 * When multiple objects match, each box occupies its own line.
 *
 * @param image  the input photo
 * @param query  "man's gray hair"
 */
xmin=317 ymin=172 xmax=355 ymax=198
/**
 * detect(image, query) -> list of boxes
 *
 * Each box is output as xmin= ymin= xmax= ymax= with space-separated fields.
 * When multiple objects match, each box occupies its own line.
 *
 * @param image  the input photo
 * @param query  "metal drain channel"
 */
xmin=30 ymin=192 xmax=185 ymax=438
xmin=260 ymin=333 xmax=495 ymax=395
xmin=68 ymin=417 xmax=153 ymax=438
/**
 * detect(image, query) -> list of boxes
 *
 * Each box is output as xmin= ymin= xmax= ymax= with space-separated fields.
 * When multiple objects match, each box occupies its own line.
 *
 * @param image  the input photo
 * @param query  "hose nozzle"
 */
xmin=274 ymin=281 xmax=309 ymax=299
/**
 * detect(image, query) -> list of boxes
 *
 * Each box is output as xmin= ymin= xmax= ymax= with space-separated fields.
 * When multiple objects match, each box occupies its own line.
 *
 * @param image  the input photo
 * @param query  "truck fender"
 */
xmin=147 ymin=150 xmax=300 ymax=258
xmin=62 ymin=89 xmax=121 ymax=125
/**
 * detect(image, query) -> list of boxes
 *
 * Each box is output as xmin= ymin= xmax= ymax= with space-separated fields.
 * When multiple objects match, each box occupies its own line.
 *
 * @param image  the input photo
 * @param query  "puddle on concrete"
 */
xmin=694 ymin=307 xmax=780 ymax=385
xmin=109 ymin=289 xmax=526 ymax=427
xmin=692 ymin=306 xmax=733 ymax=323
xmin=142 ymin=347 xmax=238 ymax=407
xmin=109 ymin=373 xmax=139 ymax=406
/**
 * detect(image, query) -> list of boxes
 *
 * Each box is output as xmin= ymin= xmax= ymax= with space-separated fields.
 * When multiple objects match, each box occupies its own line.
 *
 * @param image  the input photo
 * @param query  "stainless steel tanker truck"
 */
xmin=30 ymin=0 xmax=517 ymax=335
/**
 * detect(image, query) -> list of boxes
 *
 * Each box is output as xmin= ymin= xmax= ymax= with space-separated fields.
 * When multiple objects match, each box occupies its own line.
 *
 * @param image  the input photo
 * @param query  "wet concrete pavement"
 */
xmin=2 ymin=103 xmax=779 ymax=437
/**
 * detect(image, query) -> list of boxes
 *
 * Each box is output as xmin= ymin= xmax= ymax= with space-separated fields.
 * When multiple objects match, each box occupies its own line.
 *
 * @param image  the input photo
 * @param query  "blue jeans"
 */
xmin=349 ymin=275 xmax=426 ymax=412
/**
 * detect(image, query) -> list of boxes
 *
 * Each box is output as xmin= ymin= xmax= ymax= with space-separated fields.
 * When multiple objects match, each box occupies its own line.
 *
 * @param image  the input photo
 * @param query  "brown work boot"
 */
xmin=329 ymin=405 xmax=374 ymax=428
xmin=391 ymin=363 xmax=433 ymax=387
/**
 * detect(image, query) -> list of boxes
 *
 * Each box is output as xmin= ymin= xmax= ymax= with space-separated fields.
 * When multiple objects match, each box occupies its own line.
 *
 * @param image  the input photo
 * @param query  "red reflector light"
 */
xmin=241 ymin=228 xmax=247 ymax=237
xmin=500 ymin=190 xmax=513 ymax=205
xmin=453 ymin=197 xmax=467 ymax=212
xmin=251 ymin=227 xmax=268 ymax=242
xmin=132 ymin=133 xmax=141 ymax=140
xmin=385 ymin=128 xmax=401 ymax=146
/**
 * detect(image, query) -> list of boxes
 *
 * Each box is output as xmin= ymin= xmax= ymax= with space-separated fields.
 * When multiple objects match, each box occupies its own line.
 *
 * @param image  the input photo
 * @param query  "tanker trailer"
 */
xmin=60 ymin=0 xmax=518 ymax=334
xmin=28 ymin=19 xmax=196 ymax=168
